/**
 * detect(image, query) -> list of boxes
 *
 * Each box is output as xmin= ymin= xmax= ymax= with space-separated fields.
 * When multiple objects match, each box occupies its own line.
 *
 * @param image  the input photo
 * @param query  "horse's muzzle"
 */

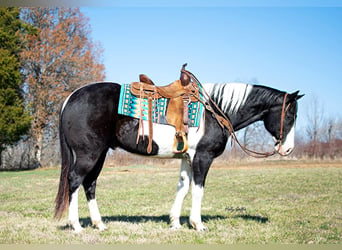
xmin=274 ymin=143 xmax=293 ymax=156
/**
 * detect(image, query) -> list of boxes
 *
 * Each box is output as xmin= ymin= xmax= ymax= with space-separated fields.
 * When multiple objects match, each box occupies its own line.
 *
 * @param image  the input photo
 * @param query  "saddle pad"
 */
xmin=118 ymin=84 xmax=203 ymax=127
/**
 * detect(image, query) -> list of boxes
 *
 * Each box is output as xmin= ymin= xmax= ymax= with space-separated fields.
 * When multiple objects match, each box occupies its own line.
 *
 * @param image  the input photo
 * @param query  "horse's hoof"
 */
xmin=72 ymin=225 xmax=84 ymax=234
xmin=170 ymin=224 xmax=182 ymax=230
xmin=68 ymin=220 xmax=84 ymax=234
xmin=96 ymin=222 xmax=107 ymax=231
xmin=196 ymin=225 xmax=208 ymax=232
xmin=169 ymin=216 xmax=182 ymax=230
xmin=190 ymin=220 xmax=208 ymax=232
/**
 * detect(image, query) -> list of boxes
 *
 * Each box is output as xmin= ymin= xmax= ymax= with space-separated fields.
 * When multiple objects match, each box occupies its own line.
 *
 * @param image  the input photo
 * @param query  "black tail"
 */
xmin=54 ymin=113 xmax=73 ymax=220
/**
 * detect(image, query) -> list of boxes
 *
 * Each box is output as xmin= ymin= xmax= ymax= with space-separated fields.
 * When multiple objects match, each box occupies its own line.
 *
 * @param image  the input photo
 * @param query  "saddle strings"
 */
xmin=181 ymin=66 xmax=289 ymax=158
xmin=136 ymin=83 xmax=145 ymax=144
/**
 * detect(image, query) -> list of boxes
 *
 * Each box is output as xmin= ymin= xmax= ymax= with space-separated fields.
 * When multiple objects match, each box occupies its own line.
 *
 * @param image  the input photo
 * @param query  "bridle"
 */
xmin=181 ymin=64 xmax=292 ymax=158
xmin=278 ymin=94 xmax=288 ymax=144
xmin=275 ymin=92 xmax=292 ymax=156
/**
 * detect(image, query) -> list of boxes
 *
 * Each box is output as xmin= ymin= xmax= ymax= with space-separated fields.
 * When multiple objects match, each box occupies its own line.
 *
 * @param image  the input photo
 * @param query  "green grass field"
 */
xmin=0 ymin=160 xmax=341 ymax=244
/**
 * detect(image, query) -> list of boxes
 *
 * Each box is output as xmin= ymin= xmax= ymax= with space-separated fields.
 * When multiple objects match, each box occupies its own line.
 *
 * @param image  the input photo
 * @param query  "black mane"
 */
xmin=250 ymin=85 xmax=286 ymax=110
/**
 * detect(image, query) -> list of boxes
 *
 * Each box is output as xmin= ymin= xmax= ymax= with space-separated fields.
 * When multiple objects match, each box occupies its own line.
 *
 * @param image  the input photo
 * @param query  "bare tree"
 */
xmin=305 ymin=95 xmax=326 ymax=157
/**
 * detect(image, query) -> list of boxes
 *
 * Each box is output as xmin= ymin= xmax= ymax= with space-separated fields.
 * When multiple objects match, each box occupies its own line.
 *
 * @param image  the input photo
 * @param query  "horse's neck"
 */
xmin=204 ymin=83 xmax=270 ymax=132
xmin=228 ymin=104 xmax=266 ymax=131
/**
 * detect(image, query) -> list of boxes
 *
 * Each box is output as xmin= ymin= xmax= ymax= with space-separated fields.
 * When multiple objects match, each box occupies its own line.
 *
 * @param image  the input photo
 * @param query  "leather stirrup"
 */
xmin=172 ymin=131 xmax=188 ymax=154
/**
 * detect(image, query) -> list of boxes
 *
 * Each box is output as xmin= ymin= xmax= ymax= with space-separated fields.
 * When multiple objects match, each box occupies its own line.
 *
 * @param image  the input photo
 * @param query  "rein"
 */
xmin=181 ymin=64 xmax=290 ymax=158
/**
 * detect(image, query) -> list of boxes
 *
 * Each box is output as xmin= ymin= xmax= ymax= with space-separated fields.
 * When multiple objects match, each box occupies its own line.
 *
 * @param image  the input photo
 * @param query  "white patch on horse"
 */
xmin=140 ymin=113 xmax=205 ymax=158
xmin=204 ymin=83 xmax=253 ymax=114
xmin=276 ymin=125 xmax=295 ymax=155
xmin=72 ymin=149 xmax=77 ymax=165
xmin=139 ymin=121 xmax=175 ymax=157
xmin=88 ymin=199 xmax=107 ymax=231
xmin=170 ymin=157 xmax=192 ymax=229
xmin=189 ymin=184 xmax=207 ymax=231
xmin=61 ymin=92 xmax=73 ymax=114
xmin=68 ymin=187 xmax=83 ymax=233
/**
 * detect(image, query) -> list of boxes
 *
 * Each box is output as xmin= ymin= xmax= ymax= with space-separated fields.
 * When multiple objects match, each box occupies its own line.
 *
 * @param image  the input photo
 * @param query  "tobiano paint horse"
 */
xmin=54 ymin=76 xmax=303 ymax=232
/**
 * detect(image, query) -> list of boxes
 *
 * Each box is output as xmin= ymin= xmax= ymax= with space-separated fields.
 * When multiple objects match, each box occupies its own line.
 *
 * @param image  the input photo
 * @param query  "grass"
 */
xmin=0 ymin=160 xmax=341 ymax=244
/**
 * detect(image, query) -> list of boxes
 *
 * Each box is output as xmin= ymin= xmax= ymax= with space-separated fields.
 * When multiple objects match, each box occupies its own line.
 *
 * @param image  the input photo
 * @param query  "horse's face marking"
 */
xmin=264 ymin=93 xmax=302 ymax=155
xmin=274 ymin=125 xmax=295 ymax=155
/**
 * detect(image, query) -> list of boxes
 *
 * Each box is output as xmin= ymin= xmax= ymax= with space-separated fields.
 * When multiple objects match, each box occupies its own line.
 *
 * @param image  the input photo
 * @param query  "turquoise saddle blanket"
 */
xmin=118 ymin=84 xmax=203 ymax=127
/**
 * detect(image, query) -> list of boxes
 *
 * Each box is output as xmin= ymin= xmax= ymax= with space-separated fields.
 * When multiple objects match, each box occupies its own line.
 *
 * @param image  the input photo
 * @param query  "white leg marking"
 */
xmin=68 ymin=187 xmax=83 ymax=233
xmin=190 ymin=184 xmax=207 ymax=231
xmin=169 ymin=158 xmax=192 ymax=230
xmin=88 ymin=199 xmax=107 ymax=231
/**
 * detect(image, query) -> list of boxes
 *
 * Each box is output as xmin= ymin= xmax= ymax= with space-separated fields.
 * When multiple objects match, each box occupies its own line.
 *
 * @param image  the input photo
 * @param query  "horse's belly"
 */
xmin=141 ymin=121 xmax=204 ymax=158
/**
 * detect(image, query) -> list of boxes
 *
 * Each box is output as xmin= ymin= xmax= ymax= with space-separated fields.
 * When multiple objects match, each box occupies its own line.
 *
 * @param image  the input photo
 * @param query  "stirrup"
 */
xmin=172 ymin=131 xmax=188 ymax=154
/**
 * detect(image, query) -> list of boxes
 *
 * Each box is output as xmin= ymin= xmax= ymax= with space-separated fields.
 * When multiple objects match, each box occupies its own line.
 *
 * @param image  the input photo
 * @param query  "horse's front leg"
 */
xmin=189 ymin=152 xmax=213 ymax=231
xmin=169 ymin=157 xmax=192 ymax=229
xmin=190 ymin=182 xmax=207 ymax=231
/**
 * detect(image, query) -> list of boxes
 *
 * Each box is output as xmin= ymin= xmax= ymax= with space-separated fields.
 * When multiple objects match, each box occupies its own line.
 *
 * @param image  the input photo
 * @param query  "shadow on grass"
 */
xmin=58 ymin=214 xmax=227 ymax=230
xmin=101 ymin=214 xmax=226 ymax=225
xmin=233 ymin=214 xmax=269 ymax=223
xmin=58 ymin=214 xmax=268 ymax=231
xmin=225 ymin=206 xmax=269 ymax=223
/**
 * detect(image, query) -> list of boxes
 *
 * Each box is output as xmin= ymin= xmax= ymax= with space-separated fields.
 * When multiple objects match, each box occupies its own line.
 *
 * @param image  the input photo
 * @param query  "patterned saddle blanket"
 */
xmin=118 ymin=84 xmax=203 ymax=127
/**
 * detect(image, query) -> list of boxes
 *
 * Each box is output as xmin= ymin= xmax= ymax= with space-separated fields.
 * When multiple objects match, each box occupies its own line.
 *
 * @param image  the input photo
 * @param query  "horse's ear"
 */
xmin=288 ymin=91 xmax=304 ymax=102
xmin=296 ymin=94 xmax=304 ymax=100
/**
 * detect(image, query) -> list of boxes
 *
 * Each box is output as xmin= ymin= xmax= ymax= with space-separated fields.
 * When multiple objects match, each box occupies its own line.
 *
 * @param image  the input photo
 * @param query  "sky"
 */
xmin=80 ymin=2 xmax=342 ymax=131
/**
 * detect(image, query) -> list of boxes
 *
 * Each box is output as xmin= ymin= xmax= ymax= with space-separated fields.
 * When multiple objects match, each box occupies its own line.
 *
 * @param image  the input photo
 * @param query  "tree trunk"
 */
xmin=0 ymin=149 xmax=2 ymax=168
xmin=34 ymin=132 xmax=43 ymax=165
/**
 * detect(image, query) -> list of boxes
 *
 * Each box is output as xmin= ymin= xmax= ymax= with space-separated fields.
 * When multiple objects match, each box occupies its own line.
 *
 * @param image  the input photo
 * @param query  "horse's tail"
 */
xmin=54 ymin=113 xmax=73 ymax=220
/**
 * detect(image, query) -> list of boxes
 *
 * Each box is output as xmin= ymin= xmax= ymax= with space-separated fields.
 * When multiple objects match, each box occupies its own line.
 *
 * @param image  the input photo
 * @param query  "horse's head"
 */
xmin=263 ymin=91 xmax=304 ymax=156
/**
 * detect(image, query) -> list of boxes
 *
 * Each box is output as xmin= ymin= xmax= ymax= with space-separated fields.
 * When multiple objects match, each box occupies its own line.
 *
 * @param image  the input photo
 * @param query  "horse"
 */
xmin=54 ymin=75 xmax=303 ymax=233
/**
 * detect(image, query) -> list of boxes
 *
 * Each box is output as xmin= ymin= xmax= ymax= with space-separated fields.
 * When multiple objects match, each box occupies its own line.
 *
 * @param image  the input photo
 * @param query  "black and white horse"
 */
xmin=54 ymin=81 xmax=303 ymax=232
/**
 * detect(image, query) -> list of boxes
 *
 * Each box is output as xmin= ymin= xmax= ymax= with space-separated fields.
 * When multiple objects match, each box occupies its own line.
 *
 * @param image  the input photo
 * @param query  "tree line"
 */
xmin=0 ymin=7 xmax=104 ymax=169
xmin=1 ymin=7 xmax=341 ymax=169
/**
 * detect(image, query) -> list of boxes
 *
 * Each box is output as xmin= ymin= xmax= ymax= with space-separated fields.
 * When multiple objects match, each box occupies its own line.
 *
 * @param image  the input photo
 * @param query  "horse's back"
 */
xmin=62 ymin=82 xmax=120 ymax=113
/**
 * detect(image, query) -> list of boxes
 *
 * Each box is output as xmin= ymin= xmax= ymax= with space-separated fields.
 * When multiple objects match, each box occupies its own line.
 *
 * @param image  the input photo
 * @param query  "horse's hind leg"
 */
xmin=83 ymin=149 xmax=108 ymax=231
xmin=68 ymin=171 xmax=84 ymax=233
xmin=67 ymin=149 xmax=107 ymax=233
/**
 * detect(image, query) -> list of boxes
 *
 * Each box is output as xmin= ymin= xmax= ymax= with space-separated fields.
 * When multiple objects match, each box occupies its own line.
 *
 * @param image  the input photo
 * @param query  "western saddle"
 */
xmin=130 ymin=64 xmax=200 ymax=154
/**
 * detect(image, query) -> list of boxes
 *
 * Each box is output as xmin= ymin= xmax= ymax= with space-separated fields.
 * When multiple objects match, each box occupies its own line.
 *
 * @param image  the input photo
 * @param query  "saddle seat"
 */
xmin=131 ymin=75 xmax=198 ymax=101
xmin=130 ymin=64 xmax=199 ymax=154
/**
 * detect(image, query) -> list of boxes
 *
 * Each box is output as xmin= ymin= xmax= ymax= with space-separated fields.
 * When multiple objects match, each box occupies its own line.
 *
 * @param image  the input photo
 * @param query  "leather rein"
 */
xmin=181 ymin=66 xmax=291 ymax=158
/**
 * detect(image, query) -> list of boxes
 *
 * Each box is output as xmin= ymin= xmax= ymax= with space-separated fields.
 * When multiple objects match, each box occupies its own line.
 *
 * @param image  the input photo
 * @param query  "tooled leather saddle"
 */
xmin=130 ymin=64 xmax=200 ymax=154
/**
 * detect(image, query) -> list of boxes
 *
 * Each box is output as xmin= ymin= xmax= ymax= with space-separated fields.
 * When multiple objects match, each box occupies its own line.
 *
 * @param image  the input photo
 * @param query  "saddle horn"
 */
xmin=180 ymin=63 xmax=190 ymax=86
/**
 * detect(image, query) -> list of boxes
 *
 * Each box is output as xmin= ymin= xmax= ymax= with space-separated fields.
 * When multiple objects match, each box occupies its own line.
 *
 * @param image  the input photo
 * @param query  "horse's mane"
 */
xmin=205 ymin=83 xmax=285 ymax=115
xmin=249 ymin=84 xmax=286 ymax=109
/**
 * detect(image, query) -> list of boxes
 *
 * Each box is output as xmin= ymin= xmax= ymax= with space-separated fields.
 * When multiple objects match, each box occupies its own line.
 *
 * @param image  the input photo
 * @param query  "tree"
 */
xmin=20 ymin=7 xmax=105 ymax=164
xmin=305 ymin=95 xmax=325 ymax=158
xmin=0 ymin=7 xmax=31 ymax=166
